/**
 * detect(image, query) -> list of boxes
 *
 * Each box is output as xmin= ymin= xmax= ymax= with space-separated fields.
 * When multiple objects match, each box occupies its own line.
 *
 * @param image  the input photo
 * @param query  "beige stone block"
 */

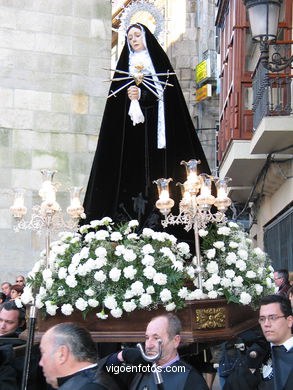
xmin=89 ymin=96 xmax=106 ymax=115
xmin=51 ymin=133 xmax=75 ymax=152
xmin=11 ymin=168 xmax=41 ymax=190
xmin=0 ymin=88 xmax=13 ymax=108
xmin=14 ymin=89 xmax=51 ymax=111
xmin=34 ymin=112 xmax=69 ymax=132
xmin=90 ymin=19 xmax=107 ymax=39
xmin=0 ymin=209 xmax=11 ymax=229
xmin=0 ymin=48 xmax=14 ymax=69
xmin=33 ymin=0 xmax=72 ymax=16
xmin=31 ymin=151 xmax=69 ymax=173
xmin=35 ymin=33 xmax=72 ymax=55
xmin=72 ymin=95 xmax=88 ymax=114
xmin=88 ymin=134 xmax=99 ymax=152
xmin=0 ymin=30 xmax=35 ymax=51
xmin=0 ymin=128 xmax=11 ymax=147
xmin=52 ymin=93 xmax=71 ymax=113
xmin=73 ymin=134 xmax=88 ymax=153
xmin=16 ymin=10 xmax=53 ymax=32
xmin=53 ymin=15 xmax=73 ymax=35
xmin=0 ymin=6 xmax=16 ymax=29
xmin=0 ymin=108 xmax=33 ymax=129
xmin=12 ymin=129 xmax=33 ymax=150
xmin=31 ymin=132 xmax=51 ymax=151
xmin=72 ymin=18 xmax=90 ymax=37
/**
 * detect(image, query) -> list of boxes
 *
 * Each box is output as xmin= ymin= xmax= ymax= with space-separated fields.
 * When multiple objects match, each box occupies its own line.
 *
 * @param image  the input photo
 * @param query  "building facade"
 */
xmin=216 ymin=0 xmax=293 ymax=269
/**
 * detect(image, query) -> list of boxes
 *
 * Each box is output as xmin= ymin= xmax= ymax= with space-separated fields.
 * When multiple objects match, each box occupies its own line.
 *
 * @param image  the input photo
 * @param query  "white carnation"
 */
xmin=71 ymin=253 xmax=81 ymax=265
xmin=178 ymin=287 xmax=189 ymax=299
xmin=143 ymin=266 xmax=156 ymax=280
xmin=110 ymin=232 xmax=123 ymax=241
xmin=109 ymin=267 xmax=121 ymax=282
xmin=160 ymin=288 xmax=172 ymax=302
xmin=246 ymin=270 xmax=256 ymax=278
xmin=131 ymin=281 xmax=144 ymax=295
xmin=123 ymin=300 xmax=137 ymax=312
xmin=61 ymin=303 xmax=74 ymax=315
xmin=239 ymin=292 xmax=252 ymax=305
xmin=187 ymin=289 xmax=204 ymax=300
xmin=255 ymin=284 xmax=264 ymax=295
xmin=225 ymin=269 xmax=235 ymax=279
xmin=85 ymin=288 xmax=95 ymax=296
xmin=95 ymin=230 xmax=109 ymax=240
xmin=141 ymin=255 xmax=155 ymax=266
xmin=104 ymin=295 xmax=117 ymax=310
xmin=221 ymin=277 xmax=232 ymax=288
xmin=208 ymin=290 xmax=218 ymax=299
xmin=217 ymin=226 xmax=231 ymax=235
xmin=228 ymin=221 xmax=239 ymax=228
xmin=146 ymin=286 xmax=155 ymax=294
xmin=42 ymin=268 xmax=52 ymax=280
xmin=165 ymin=302 xmax=176 ymax=311
xmin=235 ymin=259 xmax=246 ymax=271
xmin=58 ymin=289 xmax=66 ymax=297
xmin=123 ymin=249 xmax=136 ymax=262
xmin=206 ymin=261 xmax=219 ymax=274
xmin=79 ymin=247 xmax=89 ymax=259
xmin=110 ymin=308 xmax=123 ymax=318
xmin=96 ymin=311 xmax=108 ymax=319
xmin=95 ymin=247 xmax=107 ymax=258
xmin=45 ymin=278 xmax=53 ymax=289
xmin=128 ymin=220 xmax=139 ymax=228
xmin=141 ymin=244 xmax=155 ymax=255
xmin=153 ymin=272 xmax=167 ymax=285
xmin=127 ymin=233 xmax=138 ymax=240
xmin=177 ymin=242 xmax=190 ymax=254
xmin=139 ymin=293 xmax=152 ymax=307
xmin=206 ymin=248 xmax=216 ymax=259
xmin=226 ymin=252 xmax=237 ymax=265
xmin=115 ymin=245 xmax=125 ymax=256
xmin=229 ymin=241 xmax=239 ymax=248
xmin=94 ymin=270 xmax=106 ymax=283
xmin=65 ymin=275 xmax=78 ymax=288
xmin=198 ymin=229 xmax=208 ymax=237
xmin=238 ymin=249 xmax=248 ymax=260
xmin=75 ymin=297 xmax=88 ymax=311
xmin=232 ymin=275 xmax=243 ymax=287
xmin=88 ymin=299 xmax=99 ymax=307
xmin=45 ymin=302 xmax=58 ymax=316
xmin=213 ymin=241 xmax=225 ymax=249
xmin=123 ymin=265 xmax=137 ymax=280
xmin=142 ymin=228 xmax=154 ymax=238
xmin=58 ymin=267 xmax=67 ymax=279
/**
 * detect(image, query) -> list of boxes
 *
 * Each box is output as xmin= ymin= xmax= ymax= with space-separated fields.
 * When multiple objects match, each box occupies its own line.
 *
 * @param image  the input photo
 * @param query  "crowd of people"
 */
xmin=0 ymin=276 xmax=25 ymax=306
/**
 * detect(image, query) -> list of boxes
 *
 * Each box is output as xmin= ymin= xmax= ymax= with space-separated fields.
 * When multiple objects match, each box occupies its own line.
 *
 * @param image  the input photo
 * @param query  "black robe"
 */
xmin=83 ymin=24 xmax=210 ymax=230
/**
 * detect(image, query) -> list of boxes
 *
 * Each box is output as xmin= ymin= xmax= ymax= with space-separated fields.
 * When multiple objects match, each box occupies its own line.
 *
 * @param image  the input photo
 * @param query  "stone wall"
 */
xmin=0 ymin=0 xmax=111 ymax=283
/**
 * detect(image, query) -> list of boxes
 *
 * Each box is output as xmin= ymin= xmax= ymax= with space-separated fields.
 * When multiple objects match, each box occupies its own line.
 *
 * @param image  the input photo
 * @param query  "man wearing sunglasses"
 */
xmin=224 ymin=294 xmax=293 ymax=390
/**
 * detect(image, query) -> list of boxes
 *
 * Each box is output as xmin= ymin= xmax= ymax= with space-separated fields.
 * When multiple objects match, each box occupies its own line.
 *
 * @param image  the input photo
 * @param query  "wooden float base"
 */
xmin=33 ymin=299 xmax=258 ymax=343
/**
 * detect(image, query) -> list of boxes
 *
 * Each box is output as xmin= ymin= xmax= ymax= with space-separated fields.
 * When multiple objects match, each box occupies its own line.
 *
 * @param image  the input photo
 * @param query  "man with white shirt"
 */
xmin=224 ymin=294 xmax=293 ymax=390
xmin=39 ymin=323 xmax=119 ymax=390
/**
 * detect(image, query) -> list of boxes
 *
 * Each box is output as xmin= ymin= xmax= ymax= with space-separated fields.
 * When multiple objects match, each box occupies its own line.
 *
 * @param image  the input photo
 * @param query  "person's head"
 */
xmin=10 ymin=284 xmax=23 ymax=300
xmin=0 ymin=301 xmax=26 ymax=336
xmin=289 ymin=272 xmax=293 ymax=286
xmin=1 ymin=282 xmax=11 ymax=297
xmin=15 ymin=275 xmax=25 ymax=287
xmin=273 ymin=269 xmax=289 ymax=287
xmin=288 ymin=286 xmax=293 ymax=308
xmin=145 ymin=314 xmax=181 ymax=366
xmin=127 ymin=24 xmax=146 ymax=52
xmin=258 ymin=295 xmax=293 ymax=345
xmin=0 ymin=293 xmax=6 ymax=304
xmin=39 ymin=322 xmax=98 ymax=388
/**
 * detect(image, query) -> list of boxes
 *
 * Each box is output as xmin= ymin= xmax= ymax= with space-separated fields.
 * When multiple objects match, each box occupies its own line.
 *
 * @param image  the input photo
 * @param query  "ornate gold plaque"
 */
xmin=195 ymin=307 xmax=226 ymax=329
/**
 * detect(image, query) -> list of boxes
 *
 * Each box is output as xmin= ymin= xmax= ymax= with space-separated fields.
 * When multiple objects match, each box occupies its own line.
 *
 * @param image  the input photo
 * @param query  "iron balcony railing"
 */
xmin=252 ymin=43 xmax=292 ymax=131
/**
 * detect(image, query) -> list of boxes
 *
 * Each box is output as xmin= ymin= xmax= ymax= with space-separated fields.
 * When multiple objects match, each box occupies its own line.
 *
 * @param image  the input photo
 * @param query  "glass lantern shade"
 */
xmin=67 ymin=187 xmax=84 ymax=218
xmin=214 ymin=178 xmax=232 ymax=213
xmin=181 ymin=159 xmax=202 ymax=195
xmin=197 ymin=175 xmax=215 ymax=211
xmin=243 ymin=0 xmax=281 ymax=42
xmin=153 ymin=178 xmax=174 ymax=216
xmin=10 ymin=189 xmax=27 ymax=218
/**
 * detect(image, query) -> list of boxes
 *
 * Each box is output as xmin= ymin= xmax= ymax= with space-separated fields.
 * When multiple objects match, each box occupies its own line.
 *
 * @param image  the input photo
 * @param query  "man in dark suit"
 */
xmin=274 ymin=269 xmax=291 ymax=297
xmin=224 ymin=295 xmax=293 ymax=390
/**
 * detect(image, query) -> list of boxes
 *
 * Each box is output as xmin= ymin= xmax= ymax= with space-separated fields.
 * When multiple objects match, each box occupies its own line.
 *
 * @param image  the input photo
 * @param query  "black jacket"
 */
xmin=57 ymin=365 xmax=121 ymax=390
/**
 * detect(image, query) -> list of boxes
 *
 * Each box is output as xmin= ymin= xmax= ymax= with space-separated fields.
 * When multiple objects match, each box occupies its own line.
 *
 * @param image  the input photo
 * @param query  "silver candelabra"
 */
xmin=154 ymin=159 xmax=231 ymax=289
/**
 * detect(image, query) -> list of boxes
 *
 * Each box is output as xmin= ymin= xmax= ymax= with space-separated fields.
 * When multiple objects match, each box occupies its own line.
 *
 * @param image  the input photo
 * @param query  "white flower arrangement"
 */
xmin=192 ymin=221 xmax=275 ymax=308
xmin=23 ymin=218 xmax=197 ymax=319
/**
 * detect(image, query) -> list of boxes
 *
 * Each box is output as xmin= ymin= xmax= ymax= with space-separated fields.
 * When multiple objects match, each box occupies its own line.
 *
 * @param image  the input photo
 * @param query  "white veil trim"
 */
xmin=127 ymin=25 xmax=166 ymax=149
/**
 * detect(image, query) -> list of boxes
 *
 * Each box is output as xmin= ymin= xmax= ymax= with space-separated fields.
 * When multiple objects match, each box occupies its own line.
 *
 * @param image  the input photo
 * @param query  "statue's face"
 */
xmin=127 ymin=27 xmax=145 ymax=52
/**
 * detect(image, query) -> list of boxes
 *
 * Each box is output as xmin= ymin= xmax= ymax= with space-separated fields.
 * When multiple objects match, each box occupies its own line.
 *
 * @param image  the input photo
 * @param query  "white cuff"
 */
xmin=128 ymin=99 xmax=145 ymax=126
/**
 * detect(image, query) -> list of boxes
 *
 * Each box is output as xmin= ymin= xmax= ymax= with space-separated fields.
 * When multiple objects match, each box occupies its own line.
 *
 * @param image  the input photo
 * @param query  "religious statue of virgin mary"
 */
xmin=83 ymin=21 xmax=210 ymax=230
